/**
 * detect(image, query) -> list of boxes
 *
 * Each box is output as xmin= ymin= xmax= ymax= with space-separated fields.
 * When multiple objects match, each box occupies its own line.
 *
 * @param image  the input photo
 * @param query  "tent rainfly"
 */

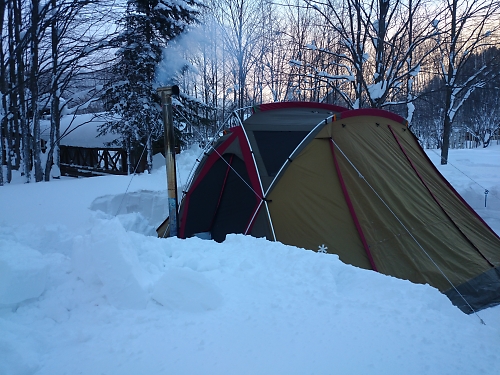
xmin=157 ymin=102 xmax=500 ymax=313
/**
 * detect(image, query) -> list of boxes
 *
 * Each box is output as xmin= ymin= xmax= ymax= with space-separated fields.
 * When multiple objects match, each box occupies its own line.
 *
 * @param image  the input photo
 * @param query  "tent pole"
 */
xmin=158 ymin=85 xmax=180 ymax=237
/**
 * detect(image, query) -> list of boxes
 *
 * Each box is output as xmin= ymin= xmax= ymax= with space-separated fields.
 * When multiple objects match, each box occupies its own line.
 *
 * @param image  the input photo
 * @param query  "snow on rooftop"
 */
xmin=40 ymin=113 xmax=119 ymax=148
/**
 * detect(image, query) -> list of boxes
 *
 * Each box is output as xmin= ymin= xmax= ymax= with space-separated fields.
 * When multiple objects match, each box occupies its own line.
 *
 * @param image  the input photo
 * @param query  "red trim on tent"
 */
xmin=388 ymin=125 xmax=496 ymax=267
xmin=330 ymin=138 xmax=378 ymax=271
xmin=232 ymin=126 xmax=263 ymax=201
xmin=407 ymin=131 xmax=500 ymax=243
xmin=208 ymin=154 xmax=234 ymax=231
xmin=233 ymin=126 xmax=265 ymax=233
xmin=179 ymin=127 xmax=264 ymax=239
xmin=179 ymin=131 xmax=239 ymax=238
xmin=340 ymin=108 xmax=407 ymax=125
xmin=255 ymin=101 xmax=348 ymax=114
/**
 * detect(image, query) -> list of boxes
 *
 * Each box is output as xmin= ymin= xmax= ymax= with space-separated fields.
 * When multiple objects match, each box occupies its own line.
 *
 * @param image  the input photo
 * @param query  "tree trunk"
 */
xmin=31 ymin=0 xmax=43 ymax=181
xmin=440 ymin=0 xmax=457 ymax=165
xmin=0 ymin=0 xmax=6 ymax=185
xmin=441 ymin=110 xmax=452 ymax=165
xmin=8 ymin=0 xmax=20 ymax=173
xmin=13 ymin=0 xmax=30 ymax=183
xmin=45 ymin=0 xmax=61 ymax=180
xmin=373 ymin=0 xmax=388 ymax=108
xmin=354 ymin=0 xmax=363 ymax=109
xmin=405 ymin=0 xmax=414 ymax=124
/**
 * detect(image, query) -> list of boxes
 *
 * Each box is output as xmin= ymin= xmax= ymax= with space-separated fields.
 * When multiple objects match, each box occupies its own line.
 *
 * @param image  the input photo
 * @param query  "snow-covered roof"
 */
xmin=40 ymin=113 xmax=119 ymax=148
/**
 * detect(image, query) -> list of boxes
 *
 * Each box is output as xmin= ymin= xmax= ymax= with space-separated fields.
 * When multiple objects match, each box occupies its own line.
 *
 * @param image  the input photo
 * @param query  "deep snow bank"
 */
xmin=1 ymin=223 xmax=499 ymax=375
xmin=0 ymin=144 xmax=499 ymax=375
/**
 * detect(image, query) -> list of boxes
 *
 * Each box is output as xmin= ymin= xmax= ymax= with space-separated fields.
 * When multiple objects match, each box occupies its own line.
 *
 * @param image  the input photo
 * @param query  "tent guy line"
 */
xmin=113 ymin=131 xmax=153 ymax=218
xmin=207 ymin=146 xmax=276 ymax=241
xmin=330 ymin=137 xmax=485 ymax=324
xmin=390 ymin=126 xmax=495 ymax=268
xmin=239 ymin=122 xmax=278 ymax=241
xmin=427 ymin=147 xmax=500 ymax=206
xmin=210 ymin=147 xmax=262 ymax=199
xmin=165 ymin=102 xmax=500 ymax=313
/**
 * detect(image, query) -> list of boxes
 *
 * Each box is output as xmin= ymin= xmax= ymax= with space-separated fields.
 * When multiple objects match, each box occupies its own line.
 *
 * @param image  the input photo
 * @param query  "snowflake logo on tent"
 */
xmin=318 ymin=244 xmax=328 ymax=254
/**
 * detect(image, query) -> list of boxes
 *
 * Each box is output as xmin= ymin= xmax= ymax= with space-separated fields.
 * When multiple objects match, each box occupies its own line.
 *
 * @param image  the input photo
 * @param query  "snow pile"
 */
xmin=151 ymin=266 xmax=223 ymax=312
xmin=72 ymin=219 xmax=153 ymax=309
xmin=0 ymin=241 xmax=49 ymax=305
xmin=0 ymin=143 xmax=499 ymax=375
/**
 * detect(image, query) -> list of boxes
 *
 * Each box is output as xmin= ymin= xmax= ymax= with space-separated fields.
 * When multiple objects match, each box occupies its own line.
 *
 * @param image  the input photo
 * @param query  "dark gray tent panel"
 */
xmin=161 ymin=102 xmax=500 ymax=313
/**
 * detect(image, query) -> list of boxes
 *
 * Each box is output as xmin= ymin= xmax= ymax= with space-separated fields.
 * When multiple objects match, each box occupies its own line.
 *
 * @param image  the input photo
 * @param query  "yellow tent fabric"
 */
xmin=169 ymin=103 xmax=500 ymax=313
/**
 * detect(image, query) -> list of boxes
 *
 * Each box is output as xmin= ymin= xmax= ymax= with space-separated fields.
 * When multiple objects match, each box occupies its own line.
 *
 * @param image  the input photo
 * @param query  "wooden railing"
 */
xmin=59 ymin=145 xmax=146 ymax=177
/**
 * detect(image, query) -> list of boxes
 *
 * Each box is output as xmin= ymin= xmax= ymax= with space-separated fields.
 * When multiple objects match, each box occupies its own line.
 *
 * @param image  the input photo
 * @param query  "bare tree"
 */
xmin=300 ymin=0 xmax=437 ymax=110
xmin=6 ymin=0 xmax=22 ymax=179
xmin=464 ymin=97 xmax=500 ymax=148
xmin=44 ymin=0 xmax=119 ymax=180
xmin=434 ymin=0 xmax=500 ymax=164
xmin=211 ymin=0 xmax=264 ymax=118
xmin=282 ymin=0 xmax=322 ymax=102
xmin=0 ymin=0 xmax=6 ymax=185
xmin=0 ymin=0 xmax=119 ymax=183
xmin=29 ymin=0 xmax=53 ymax=182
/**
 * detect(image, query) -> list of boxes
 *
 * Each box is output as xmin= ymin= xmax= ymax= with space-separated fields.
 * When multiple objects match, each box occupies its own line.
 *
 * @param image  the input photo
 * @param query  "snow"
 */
xmin=289 ymin=59 xmax=303 ymax=67
xmin=306 ymin=42 xmax=317 ymax=51
xmin=368 ymin=81 xmax=385 ymax=100
xmin=1 ymin=143 xmax=500 ymax=375
xmin=40 ymin=113 xmax=118 ymax=148
xmin=409 ymin=64 xmax=420 ymax=76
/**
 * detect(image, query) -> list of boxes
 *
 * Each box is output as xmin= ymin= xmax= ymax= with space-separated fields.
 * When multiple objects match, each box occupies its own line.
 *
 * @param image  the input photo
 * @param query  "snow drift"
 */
xmin=0 ymin=144 xmax=499 ymax=375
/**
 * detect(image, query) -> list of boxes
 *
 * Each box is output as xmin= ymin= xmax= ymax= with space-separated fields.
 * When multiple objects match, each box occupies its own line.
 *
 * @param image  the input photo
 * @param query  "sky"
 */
xmin=0 ymin=142 xmax=499 ymax=375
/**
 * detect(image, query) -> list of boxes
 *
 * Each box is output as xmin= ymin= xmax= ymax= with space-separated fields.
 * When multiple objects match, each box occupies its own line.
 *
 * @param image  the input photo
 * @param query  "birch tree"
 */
xmin=0 ymin=0 xmax=120 ymax=183
xmin=0 ymin=0 xmax=6 ymax=185
xmin=45 ymin=0 xmax=107 ymax=180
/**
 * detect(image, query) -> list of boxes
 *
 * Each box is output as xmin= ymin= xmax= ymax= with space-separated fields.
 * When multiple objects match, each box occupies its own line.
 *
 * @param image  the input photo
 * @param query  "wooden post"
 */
xmin=158 ymin=85 xmax=180 ymax=237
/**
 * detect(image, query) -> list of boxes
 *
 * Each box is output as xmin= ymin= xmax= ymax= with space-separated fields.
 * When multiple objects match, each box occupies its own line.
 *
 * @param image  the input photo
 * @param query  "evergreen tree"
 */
xmin=101 ymin=0 xmax=200 ymax=173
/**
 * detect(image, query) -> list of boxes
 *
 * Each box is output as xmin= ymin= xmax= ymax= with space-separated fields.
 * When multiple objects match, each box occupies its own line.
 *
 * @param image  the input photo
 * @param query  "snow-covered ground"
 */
xmin=1 ymin=143 xmax=499 ymax=375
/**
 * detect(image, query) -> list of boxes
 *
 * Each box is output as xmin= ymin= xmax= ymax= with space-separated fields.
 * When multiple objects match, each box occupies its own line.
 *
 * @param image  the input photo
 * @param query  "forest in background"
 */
xmin=1 ymin=0 xmax=500 ymax=185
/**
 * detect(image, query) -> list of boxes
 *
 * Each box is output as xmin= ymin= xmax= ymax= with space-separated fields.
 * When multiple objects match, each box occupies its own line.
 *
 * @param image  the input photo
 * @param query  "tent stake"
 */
xmin=158 ymin=85 xmax=180 ymax=237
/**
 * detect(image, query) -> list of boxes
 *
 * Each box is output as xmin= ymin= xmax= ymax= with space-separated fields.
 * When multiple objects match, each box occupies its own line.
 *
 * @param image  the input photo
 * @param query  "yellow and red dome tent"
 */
xmin=159 ymin=102 xmax=500 ymax=313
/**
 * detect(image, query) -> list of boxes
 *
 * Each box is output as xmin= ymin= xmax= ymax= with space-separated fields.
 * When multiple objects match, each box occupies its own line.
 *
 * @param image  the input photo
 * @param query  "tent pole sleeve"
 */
xmin=265 ymin=115 xmax=335 ymax=197
xmin=264 ymin=201 xmax=277 ymax=241
xmin=240 ymin=124 xmax=276 ymax=240
xmin=240 ymin=124 xmax=265 ymax=198
xmin=329 ymin=138 xmax=378 ymax=271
